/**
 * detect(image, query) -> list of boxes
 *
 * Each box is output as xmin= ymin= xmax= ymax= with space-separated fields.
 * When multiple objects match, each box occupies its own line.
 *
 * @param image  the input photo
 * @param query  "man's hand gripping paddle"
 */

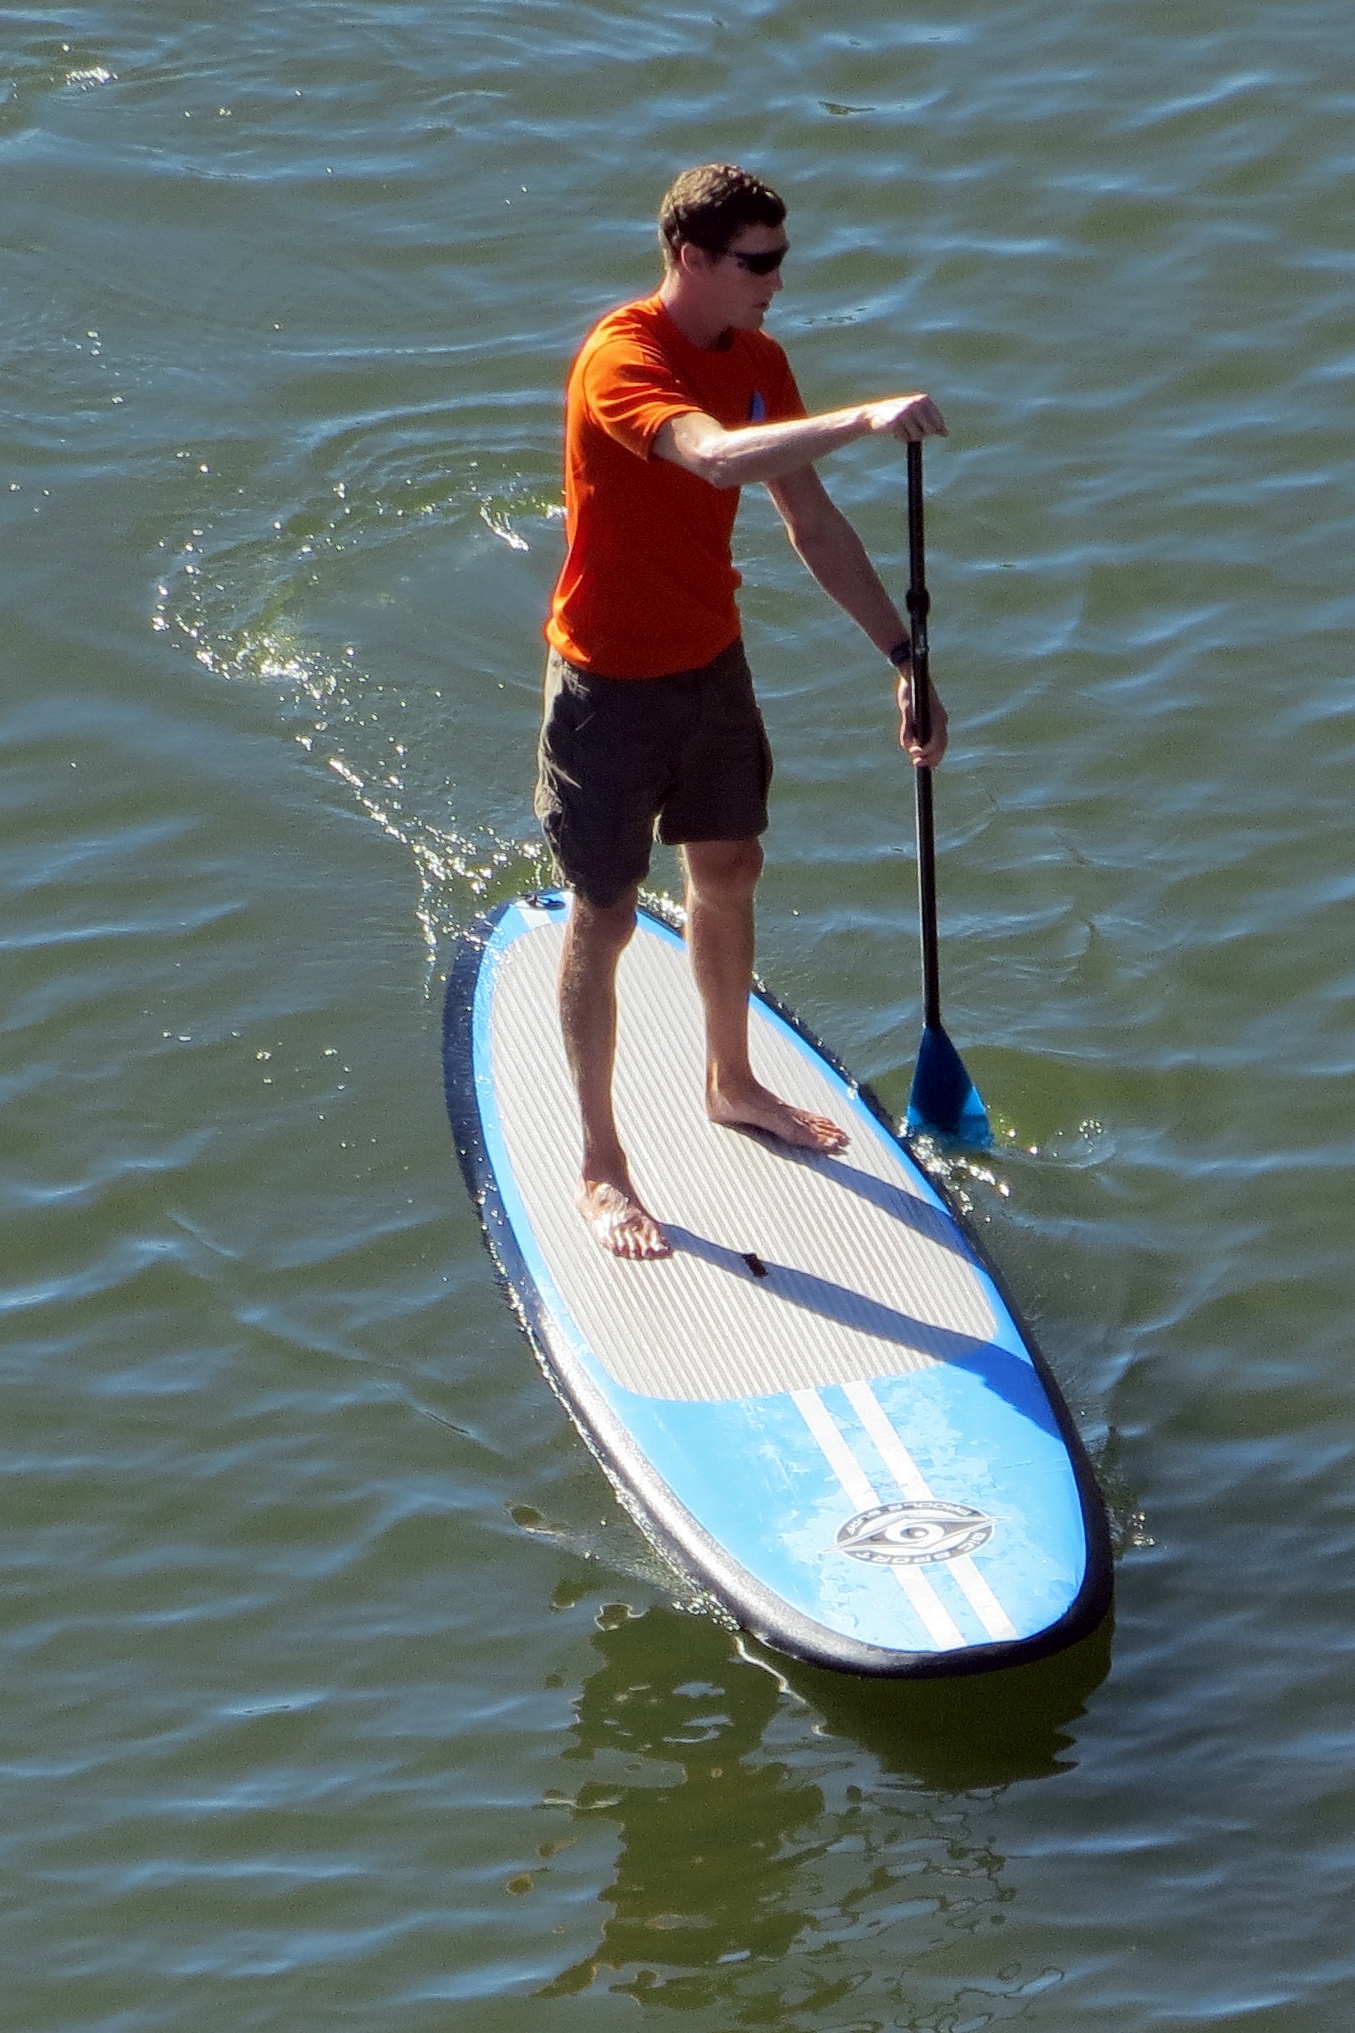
xmin=903 ymin=440 xmax=993 ymax=1147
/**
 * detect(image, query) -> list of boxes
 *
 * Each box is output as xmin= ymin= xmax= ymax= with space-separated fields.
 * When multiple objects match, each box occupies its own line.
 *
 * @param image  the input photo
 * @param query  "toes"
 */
xmin=581 ymin=1186 xmax=671 ymax=1259
xmin=810 ymin=1116 xmax=849 ymax=1150
xmin=615 ymin=1227 xmax=671 ymax=1260
xmin=788 ymin=1109 xmax=848 ymax=1152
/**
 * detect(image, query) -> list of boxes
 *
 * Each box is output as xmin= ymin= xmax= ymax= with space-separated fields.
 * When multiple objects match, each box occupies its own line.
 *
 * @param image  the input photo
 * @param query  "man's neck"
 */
xmin=656 ymin=273 xmax=728 ymax=351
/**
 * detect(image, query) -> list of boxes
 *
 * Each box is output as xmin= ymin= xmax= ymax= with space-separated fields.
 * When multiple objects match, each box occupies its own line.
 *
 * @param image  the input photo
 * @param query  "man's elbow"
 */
xmin=689 ymin=442 xmax=741 ymax=490
xmin=668 ymin=448 xmax=738 ymax=489
xmin=657 ymin=418 xmax=740 ymax=489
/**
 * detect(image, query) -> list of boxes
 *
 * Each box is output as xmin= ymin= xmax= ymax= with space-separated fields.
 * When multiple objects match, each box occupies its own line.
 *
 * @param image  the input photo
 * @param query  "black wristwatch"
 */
xmin=886 ymin=635 xmax=912 ymax=669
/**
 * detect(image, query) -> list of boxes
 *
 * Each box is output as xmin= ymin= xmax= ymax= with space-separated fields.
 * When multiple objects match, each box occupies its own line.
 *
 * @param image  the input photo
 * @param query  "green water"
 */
xmin=4 ymin=0 xmax=1355 ymax=2025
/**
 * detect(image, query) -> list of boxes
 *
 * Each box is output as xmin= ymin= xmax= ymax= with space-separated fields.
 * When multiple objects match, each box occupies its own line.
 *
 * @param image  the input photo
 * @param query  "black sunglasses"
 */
xmin=711 ymin=244 xmax=789 ymax=276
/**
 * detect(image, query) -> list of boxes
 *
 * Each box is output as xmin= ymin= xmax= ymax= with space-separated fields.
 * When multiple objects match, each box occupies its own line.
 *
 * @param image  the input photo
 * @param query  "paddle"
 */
xmin=902 ymin=439 xmax=992 ymax=1146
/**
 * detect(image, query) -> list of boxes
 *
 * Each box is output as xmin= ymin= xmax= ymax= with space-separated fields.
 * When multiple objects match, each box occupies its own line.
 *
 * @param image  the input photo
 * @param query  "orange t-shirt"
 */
xmin=546 ymin=295 xmax=807 ymax=679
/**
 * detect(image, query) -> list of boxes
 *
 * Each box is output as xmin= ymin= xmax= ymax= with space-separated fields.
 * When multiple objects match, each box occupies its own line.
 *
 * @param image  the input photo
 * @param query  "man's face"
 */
xmin=686 ymin=223 xmax=788 ymax=332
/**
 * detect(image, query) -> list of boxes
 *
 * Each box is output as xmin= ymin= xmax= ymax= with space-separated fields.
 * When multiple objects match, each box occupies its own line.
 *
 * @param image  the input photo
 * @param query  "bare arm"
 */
xmin=766 ymin=464 xmax=948 ymax=769
xmin=765 ymin=465 xmax=905 ymax=656
xmin=652 ymin=391 xmax=946 ymax=491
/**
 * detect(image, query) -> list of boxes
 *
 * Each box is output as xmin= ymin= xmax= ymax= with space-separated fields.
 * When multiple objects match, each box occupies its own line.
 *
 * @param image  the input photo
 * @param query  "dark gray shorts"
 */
xmin=534 ymin=638 xmax=772 ymax=908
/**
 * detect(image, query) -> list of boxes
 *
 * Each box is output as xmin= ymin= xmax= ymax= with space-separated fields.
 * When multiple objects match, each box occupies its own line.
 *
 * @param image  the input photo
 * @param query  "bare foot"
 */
xmin=577 ymin=1178 xmax=673 ymax=1260
xmin=707 ymin=1081 xmax=849 ymax=1154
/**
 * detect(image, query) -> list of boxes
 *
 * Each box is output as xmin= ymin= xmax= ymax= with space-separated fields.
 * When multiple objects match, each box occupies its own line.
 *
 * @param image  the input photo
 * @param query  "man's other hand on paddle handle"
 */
xmin=863 ymin=392 xmax=948 ymax=444
xmin=897 ymin=665 xmax=948 ymax=770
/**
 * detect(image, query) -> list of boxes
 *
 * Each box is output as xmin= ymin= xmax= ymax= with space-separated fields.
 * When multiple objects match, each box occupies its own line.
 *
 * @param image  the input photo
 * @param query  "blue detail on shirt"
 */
xmin=749 ymin=390 xmax=766 ymax=422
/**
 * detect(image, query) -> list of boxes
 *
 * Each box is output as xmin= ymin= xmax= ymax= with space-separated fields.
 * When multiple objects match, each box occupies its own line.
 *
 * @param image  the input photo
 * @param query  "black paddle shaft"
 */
xmin=905 ymin=440 xmax=943 ymax=1032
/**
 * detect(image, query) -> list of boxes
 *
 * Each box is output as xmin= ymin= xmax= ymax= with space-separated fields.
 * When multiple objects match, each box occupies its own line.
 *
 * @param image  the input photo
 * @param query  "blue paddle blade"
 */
xmin=905 ymin=1023 xmax=992 ymax=1147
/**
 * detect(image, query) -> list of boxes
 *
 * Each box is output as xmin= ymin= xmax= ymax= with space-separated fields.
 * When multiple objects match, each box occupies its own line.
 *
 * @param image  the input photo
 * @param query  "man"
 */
xmin=536 ymin=163 xmax=948 ymax=1261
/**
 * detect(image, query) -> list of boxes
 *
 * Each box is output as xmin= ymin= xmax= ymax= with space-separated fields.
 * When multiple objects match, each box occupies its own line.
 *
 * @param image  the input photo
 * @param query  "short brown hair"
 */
xmin=658 ymin=163 xmax=786 ymax=266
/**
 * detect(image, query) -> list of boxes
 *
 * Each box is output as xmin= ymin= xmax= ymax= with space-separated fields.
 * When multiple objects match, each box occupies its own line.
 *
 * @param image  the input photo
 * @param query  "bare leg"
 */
xmin=559 ymin=888 xmax=672 ymax=1259
xmin=682 ymin=840 xmax=848 ymax=1153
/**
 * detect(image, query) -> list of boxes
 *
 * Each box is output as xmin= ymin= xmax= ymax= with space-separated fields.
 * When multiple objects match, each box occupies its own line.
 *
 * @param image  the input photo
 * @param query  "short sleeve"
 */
xmin=580 ymin=336 xmax=701 ymax=461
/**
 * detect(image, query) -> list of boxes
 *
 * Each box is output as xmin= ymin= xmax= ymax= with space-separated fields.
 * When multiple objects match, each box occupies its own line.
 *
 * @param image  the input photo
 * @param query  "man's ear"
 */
xmin=677 ymin=239 xmax=714 ymax=278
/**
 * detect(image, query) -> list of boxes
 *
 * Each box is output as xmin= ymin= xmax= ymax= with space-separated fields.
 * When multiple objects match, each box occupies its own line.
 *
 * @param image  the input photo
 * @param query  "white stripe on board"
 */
xmin=792 ymin=1389 xmax=965 ymax=1652
xmin=792 ymin=1386 xmax=877 ymax=1511
xmin=840 ymin=1380 xmax=933 ymax=1500
xmin=842 ymin=1380 xmax=1018 ymax=1644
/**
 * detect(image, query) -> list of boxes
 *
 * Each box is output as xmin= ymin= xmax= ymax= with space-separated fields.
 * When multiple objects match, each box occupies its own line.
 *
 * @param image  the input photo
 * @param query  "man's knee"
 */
xmin=568 ymin=887 xmax=640 ymax=954
xmin=685 ymin=838 xmax=763 ymax=904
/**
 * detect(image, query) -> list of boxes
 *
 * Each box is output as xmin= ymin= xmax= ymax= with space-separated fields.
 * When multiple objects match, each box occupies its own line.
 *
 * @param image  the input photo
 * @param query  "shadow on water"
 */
xmin=535 ymin=1603 xmax=1111 ymax=2012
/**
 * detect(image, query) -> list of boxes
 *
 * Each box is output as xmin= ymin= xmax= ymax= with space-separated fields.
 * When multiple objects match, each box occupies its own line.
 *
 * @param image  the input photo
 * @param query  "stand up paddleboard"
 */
xmin=444 ymin=892 xmax=1112 ymax=1677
